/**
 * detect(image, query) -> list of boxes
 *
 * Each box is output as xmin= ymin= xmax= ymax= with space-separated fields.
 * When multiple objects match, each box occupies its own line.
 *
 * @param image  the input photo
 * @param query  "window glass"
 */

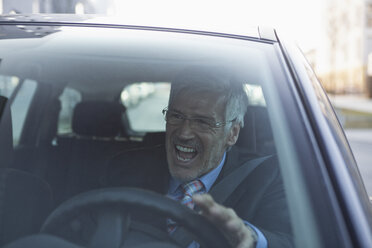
xmin=10 ymin=79 xmax=37 ymax=147
xmin=57 ymin=87 xmax=82 ymax=135
xmin=122 ymin=82 xmax=170 ymax=132
xmin=245 ymin=84 xmax=266 ymax=106
xmin=0 ymin=75 xmax=19 ymax=98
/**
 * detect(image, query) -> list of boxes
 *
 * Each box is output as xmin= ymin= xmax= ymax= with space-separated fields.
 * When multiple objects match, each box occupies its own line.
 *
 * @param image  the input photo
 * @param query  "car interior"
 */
xmin=0 ymin=77 xmax=276 ymax=246
xmin=0 ymin=27 xmax=280 ymax=246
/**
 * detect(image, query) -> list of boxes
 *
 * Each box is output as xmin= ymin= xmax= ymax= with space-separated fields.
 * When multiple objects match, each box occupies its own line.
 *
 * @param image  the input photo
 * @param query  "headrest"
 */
xmin=236 ymin=105 xmax=275 ymax=155
xmin=72 ymin=101 xmax=126 ymax=137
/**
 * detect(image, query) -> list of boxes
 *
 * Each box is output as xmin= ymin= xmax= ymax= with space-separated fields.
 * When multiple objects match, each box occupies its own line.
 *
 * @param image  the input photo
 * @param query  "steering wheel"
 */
xmin=41 ymin=187 xmax=231 ymax=248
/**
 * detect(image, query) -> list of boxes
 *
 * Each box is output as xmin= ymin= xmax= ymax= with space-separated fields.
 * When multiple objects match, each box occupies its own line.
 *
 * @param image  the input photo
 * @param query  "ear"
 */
xmin=226 ymin=123 xmax=241 ymax=146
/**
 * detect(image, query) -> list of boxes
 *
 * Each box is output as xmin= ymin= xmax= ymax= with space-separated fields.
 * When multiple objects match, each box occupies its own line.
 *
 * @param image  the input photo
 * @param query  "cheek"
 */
xmin=199 ymin=133 xmax=226 ymax=159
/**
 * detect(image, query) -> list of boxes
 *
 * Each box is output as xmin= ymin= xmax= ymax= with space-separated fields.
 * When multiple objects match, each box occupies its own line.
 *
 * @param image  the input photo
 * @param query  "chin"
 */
xmin=169 ymin=165 xmax=199 ymax=182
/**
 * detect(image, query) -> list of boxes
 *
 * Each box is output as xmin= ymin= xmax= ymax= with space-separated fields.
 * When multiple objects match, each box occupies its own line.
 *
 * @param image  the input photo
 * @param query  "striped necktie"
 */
xmin=168 ymin=179 xmax=206 ymax=233
xmin=179 ymin=179 xmax=206 ymax=209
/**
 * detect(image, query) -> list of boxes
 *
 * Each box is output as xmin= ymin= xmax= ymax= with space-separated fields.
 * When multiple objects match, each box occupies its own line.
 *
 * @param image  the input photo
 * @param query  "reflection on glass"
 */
xmin=75 ymin=2 xmax=85 ymax=14
xmin=245 ymin=84 xmax=266 ymax=106
xmin=0 ymin=75 xmax=19 ymax=98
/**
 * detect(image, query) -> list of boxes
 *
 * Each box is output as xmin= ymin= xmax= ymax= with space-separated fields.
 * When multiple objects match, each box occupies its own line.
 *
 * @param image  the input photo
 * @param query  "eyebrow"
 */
xmin=170 ymin=108 xmax=216 ymax=121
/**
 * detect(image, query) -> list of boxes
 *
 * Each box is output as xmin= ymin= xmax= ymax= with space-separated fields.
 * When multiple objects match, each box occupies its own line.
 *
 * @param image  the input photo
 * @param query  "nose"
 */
xmin=177 ymin=119 xmax=195 ymax=139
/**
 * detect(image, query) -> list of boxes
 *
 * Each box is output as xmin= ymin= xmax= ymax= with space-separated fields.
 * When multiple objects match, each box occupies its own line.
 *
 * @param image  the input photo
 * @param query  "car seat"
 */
xmin=49 ymin=101 xmax=140 ymax=205
xmin=235 ymin=105 xmax=276 ymax=155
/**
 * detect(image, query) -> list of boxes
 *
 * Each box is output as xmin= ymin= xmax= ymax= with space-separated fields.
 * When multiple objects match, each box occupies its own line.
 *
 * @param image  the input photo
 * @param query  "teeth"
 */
xmin=176 ymin=145 xmax=195 ymax=153
xmin=177 ymin=154 xmax=191 ymax=162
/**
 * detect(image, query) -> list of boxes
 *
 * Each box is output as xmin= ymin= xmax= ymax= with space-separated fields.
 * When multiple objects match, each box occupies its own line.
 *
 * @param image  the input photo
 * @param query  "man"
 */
xmin=163 ymin=67 xmax=291 ymax=248
xmin=107 ymin=67 xmax=292 ymax=247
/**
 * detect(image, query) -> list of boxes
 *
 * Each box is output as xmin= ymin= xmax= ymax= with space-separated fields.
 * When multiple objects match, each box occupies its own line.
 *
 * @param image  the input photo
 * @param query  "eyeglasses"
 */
xmin=162 ymin=107 xmax=236 ymax=131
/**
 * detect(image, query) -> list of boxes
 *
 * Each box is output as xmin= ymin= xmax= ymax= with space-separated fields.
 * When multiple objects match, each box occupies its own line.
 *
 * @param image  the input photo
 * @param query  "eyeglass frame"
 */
xmin=162 ymin=107 xmax=236 ymax=130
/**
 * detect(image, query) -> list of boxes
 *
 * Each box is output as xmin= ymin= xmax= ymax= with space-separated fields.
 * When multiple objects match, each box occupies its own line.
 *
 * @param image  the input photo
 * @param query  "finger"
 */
xmin=237 ymin=237 xmax=255 ymax=248
xmin=192 ymin=193 xmax=215 ymax=211
xmin=193 ymin=194 xmax=256 ymax=247
xmin=193 ymin=194 xmax=226 ymax=221
xmin=225 ymin=215 xmax=245 ymax=233
xmin=193 ymin=194 xmax=237 ymax=223
xmin=193 ymin=194 xmax=243 ymax=235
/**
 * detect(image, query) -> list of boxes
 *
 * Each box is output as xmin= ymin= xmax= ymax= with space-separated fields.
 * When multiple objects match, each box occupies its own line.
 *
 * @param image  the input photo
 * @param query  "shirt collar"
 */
xmin=168 ymin=152 xmax=226 ymax=194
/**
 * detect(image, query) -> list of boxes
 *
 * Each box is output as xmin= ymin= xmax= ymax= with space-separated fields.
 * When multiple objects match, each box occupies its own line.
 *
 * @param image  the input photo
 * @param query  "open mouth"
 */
xmin=175 ymin=144 xmax=198 ymax=162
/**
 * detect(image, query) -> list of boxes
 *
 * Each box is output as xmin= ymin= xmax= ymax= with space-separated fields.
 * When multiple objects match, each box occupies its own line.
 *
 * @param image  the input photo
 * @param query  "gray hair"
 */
xmin=168 ymin=66 xmax=248 ymax=127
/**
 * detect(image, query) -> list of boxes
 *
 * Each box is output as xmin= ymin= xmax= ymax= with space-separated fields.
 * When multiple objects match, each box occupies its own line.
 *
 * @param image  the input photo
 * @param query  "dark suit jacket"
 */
xmin=105 ymin=145 xmax=293 ymax=248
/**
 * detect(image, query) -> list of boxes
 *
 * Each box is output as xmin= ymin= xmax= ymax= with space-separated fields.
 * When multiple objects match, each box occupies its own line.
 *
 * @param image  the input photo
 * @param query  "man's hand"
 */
xmin=193 ymin=193 xmax=257 ymax=248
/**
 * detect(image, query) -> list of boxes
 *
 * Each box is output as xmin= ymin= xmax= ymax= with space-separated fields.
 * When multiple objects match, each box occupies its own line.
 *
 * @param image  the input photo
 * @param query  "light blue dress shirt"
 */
xmin=167 ymin=152 xmax=268 ymax=248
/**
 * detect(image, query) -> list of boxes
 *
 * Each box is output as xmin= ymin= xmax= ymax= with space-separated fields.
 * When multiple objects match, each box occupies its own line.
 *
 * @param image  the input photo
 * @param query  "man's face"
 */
xmin=165 ymin=90 xmax=240 ymax=182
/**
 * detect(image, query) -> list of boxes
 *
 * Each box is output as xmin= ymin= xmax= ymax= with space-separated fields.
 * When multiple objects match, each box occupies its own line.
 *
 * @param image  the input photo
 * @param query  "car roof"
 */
xmin=0 ymin=14 xmax=277 ymax=41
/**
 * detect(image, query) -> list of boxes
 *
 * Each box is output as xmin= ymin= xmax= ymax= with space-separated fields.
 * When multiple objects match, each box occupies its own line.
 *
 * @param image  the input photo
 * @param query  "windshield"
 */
xmin=0 ymin=25 xmax=296 ymax=248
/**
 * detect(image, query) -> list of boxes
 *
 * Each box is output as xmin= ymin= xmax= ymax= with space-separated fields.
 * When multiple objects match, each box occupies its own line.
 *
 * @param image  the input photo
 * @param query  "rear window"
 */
xmin=122 ymin=82 xmax=169 ymax=132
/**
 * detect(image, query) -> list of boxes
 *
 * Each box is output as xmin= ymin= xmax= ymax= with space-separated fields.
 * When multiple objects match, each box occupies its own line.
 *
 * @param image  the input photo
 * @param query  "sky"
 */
xmin=110 ymin=0 xmax=325 ymax=52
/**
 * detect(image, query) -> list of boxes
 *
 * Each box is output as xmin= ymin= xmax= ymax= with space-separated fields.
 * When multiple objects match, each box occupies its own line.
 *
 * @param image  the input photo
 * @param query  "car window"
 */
xmin=0 ymin=75 xmax=19 ymax=98
xmin=245 ymin=84 xmax=266 ymax=106
xmin=122 ymin=82 xmax=169 ymax=132
xmin=57 ymin=87 xmax=82 ymax=135
xmin=10 ymin=79 xmax=37 ymax=147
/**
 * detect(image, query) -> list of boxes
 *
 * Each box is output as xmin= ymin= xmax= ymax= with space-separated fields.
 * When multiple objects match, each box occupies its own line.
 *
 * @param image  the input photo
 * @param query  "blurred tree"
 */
xmin=325 ymin=0 xmax=365 ymax=95
xmin=326 ymin=2 xmax=338 ymax=94
xmin=326 ymin=0 xmax=352 ymax=94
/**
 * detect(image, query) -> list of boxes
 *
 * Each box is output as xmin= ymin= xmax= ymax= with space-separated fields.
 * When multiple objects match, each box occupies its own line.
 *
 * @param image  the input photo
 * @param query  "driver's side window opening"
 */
xmin=122 ymin=82 xmax=170 ymax=133
xmin=245 ymin=84 xmax=266 ymax=106
xmin=0 ymin=75 xmax=19 ymax=98
xmin=57 ymin=87 xmax=82 ymax=136
xmin=10 ymin=79 xmax=37 ymax=147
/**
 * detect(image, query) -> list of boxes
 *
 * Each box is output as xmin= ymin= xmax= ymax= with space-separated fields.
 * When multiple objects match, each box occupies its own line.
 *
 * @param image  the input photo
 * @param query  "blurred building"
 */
xmin=315 ymin=0 xmax=372 ymax=97
xmin=0 ymin=0 xmax=114 ymax=14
